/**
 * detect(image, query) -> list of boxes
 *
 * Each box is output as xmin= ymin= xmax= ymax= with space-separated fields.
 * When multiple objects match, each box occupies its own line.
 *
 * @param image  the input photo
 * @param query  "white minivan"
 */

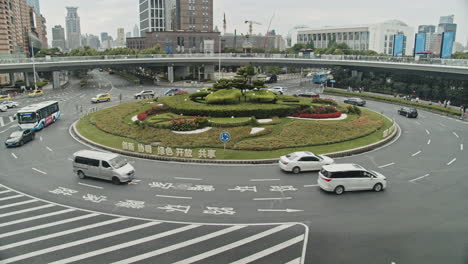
xmin=318 ymin=164 xmax=386 ymax=195
xmin=73 ymin=150 xmax=135 ymax=185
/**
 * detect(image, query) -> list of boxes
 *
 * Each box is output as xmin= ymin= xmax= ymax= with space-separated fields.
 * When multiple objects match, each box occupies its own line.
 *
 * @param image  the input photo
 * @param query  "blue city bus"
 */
xmin=312 ymin=72 xmax=328 ymax=84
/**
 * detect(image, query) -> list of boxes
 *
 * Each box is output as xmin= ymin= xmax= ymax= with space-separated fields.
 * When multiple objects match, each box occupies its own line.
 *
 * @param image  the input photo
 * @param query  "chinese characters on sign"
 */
xmin=121 ymin=141 xmax=216 ymax=159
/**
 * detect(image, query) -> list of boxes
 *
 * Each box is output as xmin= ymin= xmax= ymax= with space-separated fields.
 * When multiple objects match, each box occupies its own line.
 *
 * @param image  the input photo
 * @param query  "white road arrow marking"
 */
xmin=258 ymin=209 xmax=304 ymax=213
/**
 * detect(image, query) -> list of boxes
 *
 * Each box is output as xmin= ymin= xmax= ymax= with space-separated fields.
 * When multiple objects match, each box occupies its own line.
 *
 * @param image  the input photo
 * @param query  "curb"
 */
xmin=70 ymin=118 xmax=400 ymax=164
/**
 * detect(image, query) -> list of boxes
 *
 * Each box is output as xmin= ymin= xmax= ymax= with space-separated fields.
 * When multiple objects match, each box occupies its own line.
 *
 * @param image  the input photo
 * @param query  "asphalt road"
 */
xmin=0 ymin=72 xmax=467 ymax=263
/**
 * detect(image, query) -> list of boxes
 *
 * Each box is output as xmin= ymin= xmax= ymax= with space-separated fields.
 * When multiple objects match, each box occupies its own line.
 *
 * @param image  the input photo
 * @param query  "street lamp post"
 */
xmin=31 ymin=38 xmax=38 ymax=91
xmin=218 ymin=37 xmax=222 ymax=80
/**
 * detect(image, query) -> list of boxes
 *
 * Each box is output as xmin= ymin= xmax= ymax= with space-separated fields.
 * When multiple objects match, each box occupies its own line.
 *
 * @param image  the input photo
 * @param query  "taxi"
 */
xmin=91 ymin=93 xmax=111 ymax=103
xmin=0 ymin=94 xmax=12 ymax=101
xmin=28 ymin=90 xmax=44 ymax=97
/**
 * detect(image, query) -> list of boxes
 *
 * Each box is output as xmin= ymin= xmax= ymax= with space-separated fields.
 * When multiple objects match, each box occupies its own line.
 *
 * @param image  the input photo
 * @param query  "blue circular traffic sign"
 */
xmin=220 ymin=132 xmax=231 ymax=143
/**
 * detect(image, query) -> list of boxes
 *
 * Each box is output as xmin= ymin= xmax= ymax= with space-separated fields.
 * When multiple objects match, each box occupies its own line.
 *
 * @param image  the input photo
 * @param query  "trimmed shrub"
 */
xmin=205 ymin=89 xmax=242 ymax=104
xmin=311 ymin=98 xmax=338 ymax=106
xmin=189 ymin=90 xmax=211 ymax=100
xmin=291 ymin=112 xmax=342 ymax=119
xmin=137 ymin=113 xmax=148 ymax=121
xmin=245 ymin=90 xmax=276 ymax=103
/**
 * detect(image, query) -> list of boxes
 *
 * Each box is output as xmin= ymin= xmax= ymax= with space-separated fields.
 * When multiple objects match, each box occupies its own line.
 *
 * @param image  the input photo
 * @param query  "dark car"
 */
xmin=295 ymin=92 xmax=320 ymax=98
xmin=164 ymin=88 xmax=185 ymax=96
xmin=5 ymin=130 xmax=35 ymax=147
xmin=398 ymin=107 xmax=418 ymax=118
xmin=265 ymin=74 xmax=277 ymax=83
xmin=344 ymin=97 xmax=366 ymax=106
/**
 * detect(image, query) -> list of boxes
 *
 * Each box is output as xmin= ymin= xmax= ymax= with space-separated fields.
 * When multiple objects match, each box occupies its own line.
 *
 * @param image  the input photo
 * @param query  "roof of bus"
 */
xmin=17 ymin=101 xmax=58 ymax=113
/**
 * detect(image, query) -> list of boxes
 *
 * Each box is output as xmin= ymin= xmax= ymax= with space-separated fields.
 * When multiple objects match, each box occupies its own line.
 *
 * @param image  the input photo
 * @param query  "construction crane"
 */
xmin=244 ymin=20 xmax=262 ymax=36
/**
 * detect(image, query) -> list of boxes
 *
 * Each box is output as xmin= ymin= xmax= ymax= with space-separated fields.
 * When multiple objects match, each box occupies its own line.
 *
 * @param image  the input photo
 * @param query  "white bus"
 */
xmin=16 ymin=101 xmax=60 ymax=130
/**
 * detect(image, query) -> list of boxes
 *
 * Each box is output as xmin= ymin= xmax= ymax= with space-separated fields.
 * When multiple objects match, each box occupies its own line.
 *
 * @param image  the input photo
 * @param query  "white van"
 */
xmin=318 ymin=164 xmax=386 ymax=195
xmin=73 ymin=150 xmax=135 ymax=184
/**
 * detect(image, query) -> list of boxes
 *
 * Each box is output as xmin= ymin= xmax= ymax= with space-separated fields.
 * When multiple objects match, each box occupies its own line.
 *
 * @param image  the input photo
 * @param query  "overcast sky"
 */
xmin=42 ymin=0 xmax=468 ymax=46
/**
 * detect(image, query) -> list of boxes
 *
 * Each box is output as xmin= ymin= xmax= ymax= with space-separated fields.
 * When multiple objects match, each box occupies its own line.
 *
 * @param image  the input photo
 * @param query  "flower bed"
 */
xmin=311 ymin=98 xmax=338 ymax=106
xmin=136 ymin=104 xmax=169 ymax=121
xmin=291 ymin=112 xmax=342 ymax=119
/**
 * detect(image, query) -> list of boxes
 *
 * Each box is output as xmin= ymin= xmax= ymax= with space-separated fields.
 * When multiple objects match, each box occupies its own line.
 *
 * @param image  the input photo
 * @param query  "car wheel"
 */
xmin=112 ymin=177 xmax=121 ymax=185
xmin=334 ymin=185 xmax=345 ymax=195
xmin=19 ymin=140 xmax=24 ymax=146
xmin=292 ymin=167 xmax=301 ymax=174
xmin=373 ymin=183 xmax=383 ymax=192
xmin=77 ymin=171 xmax=86 ymax=179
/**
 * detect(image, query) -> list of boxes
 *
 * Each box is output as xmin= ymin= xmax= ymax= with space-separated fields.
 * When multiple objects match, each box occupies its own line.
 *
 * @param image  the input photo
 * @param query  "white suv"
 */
xmin=134 ymin=90 xmax=155 ymax=99
xmin=318 ymin=164 xmax=387 ymax=195
xmin=267 ymin=86 xmax=285 ymax=95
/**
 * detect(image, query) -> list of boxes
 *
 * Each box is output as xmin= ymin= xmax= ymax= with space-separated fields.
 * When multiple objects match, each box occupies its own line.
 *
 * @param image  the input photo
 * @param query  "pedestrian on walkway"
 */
xmin=460 ymin=105 xmax=466 ymax=119
xmin=438 ymin=100 xmax=442 ymax=107
xmin=444 ymin=100 xmax=447 ymax=108
xmin=447 ymin=100 xmax=451 ymax=108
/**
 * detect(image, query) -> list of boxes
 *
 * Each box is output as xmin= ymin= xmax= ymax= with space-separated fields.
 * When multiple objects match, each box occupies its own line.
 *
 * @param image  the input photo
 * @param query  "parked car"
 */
xmin=28 ymin=90 xmax=44 ymax=97
xmin=0 ymin=95 xmax=11 ymax=101
xmin=344 ymin=97 xmax=366 ymax=106
xmin=164 ymin=88 xmax=185 ymax=96
xmin=265 ymin=74 xmax=278 ymax=83
xmin=267 ymin=86 xmax=285 ymax=95
xmin=134 ymin=90 xmax=155 ymax=99
xmin=91 ymin=93 xmax=111 ymax=103
xmin=0 ymin=104 xmax=7 ymax=112
xmin=318 ymin=164 xmax=387 ymax=195
xmin=279 ymin=151 xmax=335 ymax=174
xmin=398 ymin=107 xmax=418 ymax=118
xmin=73 ymin=150 xmax=135 ymax=185
xmin=1 ymin=101 xmax=18 ymax=108
xmin=5 ymin=129 xmax=35 ymax=147
xmin=295 ymin=92 xmax=320 ymax=98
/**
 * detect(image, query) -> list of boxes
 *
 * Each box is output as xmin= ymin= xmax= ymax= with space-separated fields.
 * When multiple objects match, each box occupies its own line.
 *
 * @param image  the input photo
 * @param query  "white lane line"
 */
xmin=0 ymin=199 xmax=37 ymax=210
xmin=0 ymin=204 xmax=55 ymax=218
xmin=51 ymin=224 xmax=202 ymax=264
xmin=284 ymin=257 xmax=301 ymax=264
xmin=447 ymin=158 xmax=457 ymax=166
xmin=11 ymin=153 xmax=17 ymax=159
xmin=415 ymin=121 xmax=421 ymax=125
xmin=0 ymin=194 xmax=23 ymax=201
xmin=378 ymin=162 xmax=395 ymax=169
xmin=303 ymin=184 xmax=319 ymax=187
xmin=0 ymin=213 xmax=97 ymax=239
xmin=173 ymin=177 xmax=203 ymax=181
xmin=68 ymin=158 xmax=73 ymax=161
xmin=79 ymin=94 xmax=86 ymax=98
xmin=155 ymin=194 xmax=192 ymax=200
xmin=39 ymin=136 xmax=43 ymax=141
xmin=0 ymin=117 xmax=4 ymax=127
xmin=170 ymin=224 xmax=294 ymax=264
xmin=230 ymin=235 xmax=305 ymax=264
xmin=439 ymin=123 xmax=447 ymax=127
xmin=32 ymin=168 xmax=47 ymax=175
xmin=253 ymin=197 xmax=292 ymax=201
xmin=0 ymin=190 xmax=11 ymax=194
xmin=410 ymin=174 xmax=430 ymax=183
xmin=8 ymin=116 xmax=14 ymax=123
xmin=78 ymin=182 xmax=103 ymax=189
xmin=427 ymin=139 xmax=431 ymax=145
xmin=250 ymin=179 xmax=281 ymax=182
xmin=461 ymin=144 xmax=464 ymax=151
xmin=0 ymin=208 xmax=73 ymax=227
xmin=0 ymin=217 xmax=128 ymax=251
xmin=46 ymin=146 xmax=53 ymax=152
xmin=453 ymin=132 xmax=459 ymax=138
xmin=425 ymin=129 xmax=430 ymax=135
xmin=411 ymin=151 xmax=422 ymax=157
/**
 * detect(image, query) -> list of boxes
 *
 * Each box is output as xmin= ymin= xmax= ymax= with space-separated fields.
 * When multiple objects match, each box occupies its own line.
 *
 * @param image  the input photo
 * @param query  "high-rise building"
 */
xmin=176 ymin=0 xmax=213 ymax=32
xmin=116 ymin=28 xmax=125 ymax=46
xmin=26 ymin=0 xmax=40 ymax=14
xmin=133 ymin=24 xmax=140 ymax=38
xmin=100 ymin=32 xmax=108 ymax=43
xmin=437 ymin=15 xmax=457 ymax=40
xmin=418 ymin=25 xmax=436 ymax=33
xmin=439 ymin=15 xmax=454 ymax=24
xmin=139 ymin=0 xmax=166 ymax=35
xmin=65 ymin=7 xmax=81 ymax=50
xmin=82 ymin=34 xmax=100 ymax=50
xmin=52 ymin=25 xmax=66 ymax=51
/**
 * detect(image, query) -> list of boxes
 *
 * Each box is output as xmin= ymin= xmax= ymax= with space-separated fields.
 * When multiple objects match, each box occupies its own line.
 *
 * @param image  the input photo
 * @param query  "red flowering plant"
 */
xmin=170 ymin=116 xmax=209 ymax=131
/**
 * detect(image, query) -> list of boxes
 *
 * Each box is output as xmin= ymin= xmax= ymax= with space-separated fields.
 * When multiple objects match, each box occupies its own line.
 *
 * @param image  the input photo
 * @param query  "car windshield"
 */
xmin=17 ymin=112 xmax=37 ymax=124
xmin=109 ymin=156 xmax=128 ymax=169
xmin=8 ymin=131 xmax=23 ymax=139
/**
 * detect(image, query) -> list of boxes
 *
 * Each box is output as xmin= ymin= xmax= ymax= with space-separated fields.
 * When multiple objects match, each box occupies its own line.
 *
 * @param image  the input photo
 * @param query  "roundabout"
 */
xmin=0 ymin=71 xmax=467 ymax=263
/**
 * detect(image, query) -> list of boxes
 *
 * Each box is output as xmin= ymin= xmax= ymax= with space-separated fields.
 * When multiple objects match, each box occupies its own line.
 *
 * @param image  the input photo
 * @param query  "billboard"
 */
xmin=393 ymin=34 xmax=405 ymax=57
xmin=440 ymin=31 xmax=455 ymax=58
xmin=414 ymin=33 xmax=426 ymax=54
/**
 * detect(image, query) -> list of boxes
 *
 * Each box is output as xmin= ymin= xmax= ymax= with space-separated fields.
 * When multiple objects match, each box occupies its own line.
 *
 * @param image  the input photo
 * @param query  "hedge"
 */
xmin=205 ymin=89 xmax=242 ymax=104
xmin=291 ymin=112 xmax=342 ymax=119
xmin=208 ymin=117 xmax=257 ymax=128
xmin=245 ymin=90 xmax=276 ymax=103
xmin=325 ymin=88 xmax=461 ymax=116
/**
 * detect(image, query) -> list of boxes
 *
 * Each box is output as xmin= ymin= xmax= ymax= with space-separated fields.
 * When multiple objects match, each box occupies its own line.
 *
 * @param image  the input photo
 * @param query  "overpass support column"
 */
xmin=168 ymin=66 xmax=174 ymax=83
xmin=52 ymin=71 xmax=60 ymax=89
xmin=24 ymin=72 xmax=30 ymax=87
xmin=204 ymin=64 xmax=215 ymax=80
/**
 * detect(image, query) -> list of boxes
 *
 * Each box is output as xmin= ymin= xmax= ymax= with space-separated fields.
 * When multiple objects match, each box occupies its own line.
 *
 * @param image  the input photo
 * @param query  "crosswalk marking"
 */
xmin=172 ymin=224 xmax=294 ymax=264
xmin=230 ymin=235 xmax=305 ymax=264
xmin=0 ymin=117 xmax=4 ymax=127
xmin=0 ymin=194 xmax=23 ymax=201
xmin=112 ymin=225 xmax=245 ymax=264
xmin=0 ymin=190 xmax=11 ymax=194
xmin=0 ymin=199 xmax=37 ymax=209
xmin=0 ymin=213 xmax=97 ymax=239
xmin=0 ymin=217 xmax=124 ymax=251
xmin=0 ymin=221 xmax=159 ymax=264
xmin=0 ymin=204 xmax=55 ymax=218
xmin=284 ymin=257 xmax=301 ymax=264
xmin=0 ymin=208 xmax=73 ymax=227
xmin=50 ymin=224 xmax=202 ymax=264
xmin=8 ymin=116 xmax=14 ymax=122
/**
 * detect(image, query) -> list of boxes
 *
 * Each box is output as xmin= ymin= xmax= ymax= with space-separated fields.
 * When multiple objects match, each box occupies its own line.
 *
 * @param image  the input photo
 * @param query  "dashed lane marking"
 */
xmin=378 ymin=162 xmax=395 ymax=169
xmin=425 ymin=129 xmax=430 ymax=135
xmin=461 ymin=144 xmax=464 ymax=151
xmin=46 ymin=146 xmax=53 ymax=152
xmin=11 ymin=153 xmax=17 ymax=159
xmin=250 ymin=179 xmax=281 ymax=182
xmin=410 ymin=174 xmax=430 ymax=183
xmin=78 ymin=182 xmax=103 ymax=189
xmin=447 ymin=158 xmax=457 ymax=166
xmin=0 ymin=117 xmax=4 ymax=127
xmin=427 ymin=139 xmax=431 ymax=145
xmin=32 ymin=168 xmax=47 ymax=175
xmin=253 ymin=197 xmax=292 ymax=201
xmin=303 ymin=184 xmax=319 ymax=187
xmin=174 ymin=177 xmax=203 ymax=181
xmin=411 ymin=151 xmax=422 ymax=157
xmin=453 ymin=132 xmax=459 ymax=138
xmin=156 ymin=194 xmax=193 ymax=200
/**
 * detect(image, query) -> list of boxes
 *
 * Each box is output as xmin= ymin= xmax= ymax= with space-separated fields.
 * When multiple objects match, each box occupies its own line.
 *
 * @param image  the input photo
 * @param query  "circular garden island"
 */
xmin=76 ymin=80 xmax=394 ymax=161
